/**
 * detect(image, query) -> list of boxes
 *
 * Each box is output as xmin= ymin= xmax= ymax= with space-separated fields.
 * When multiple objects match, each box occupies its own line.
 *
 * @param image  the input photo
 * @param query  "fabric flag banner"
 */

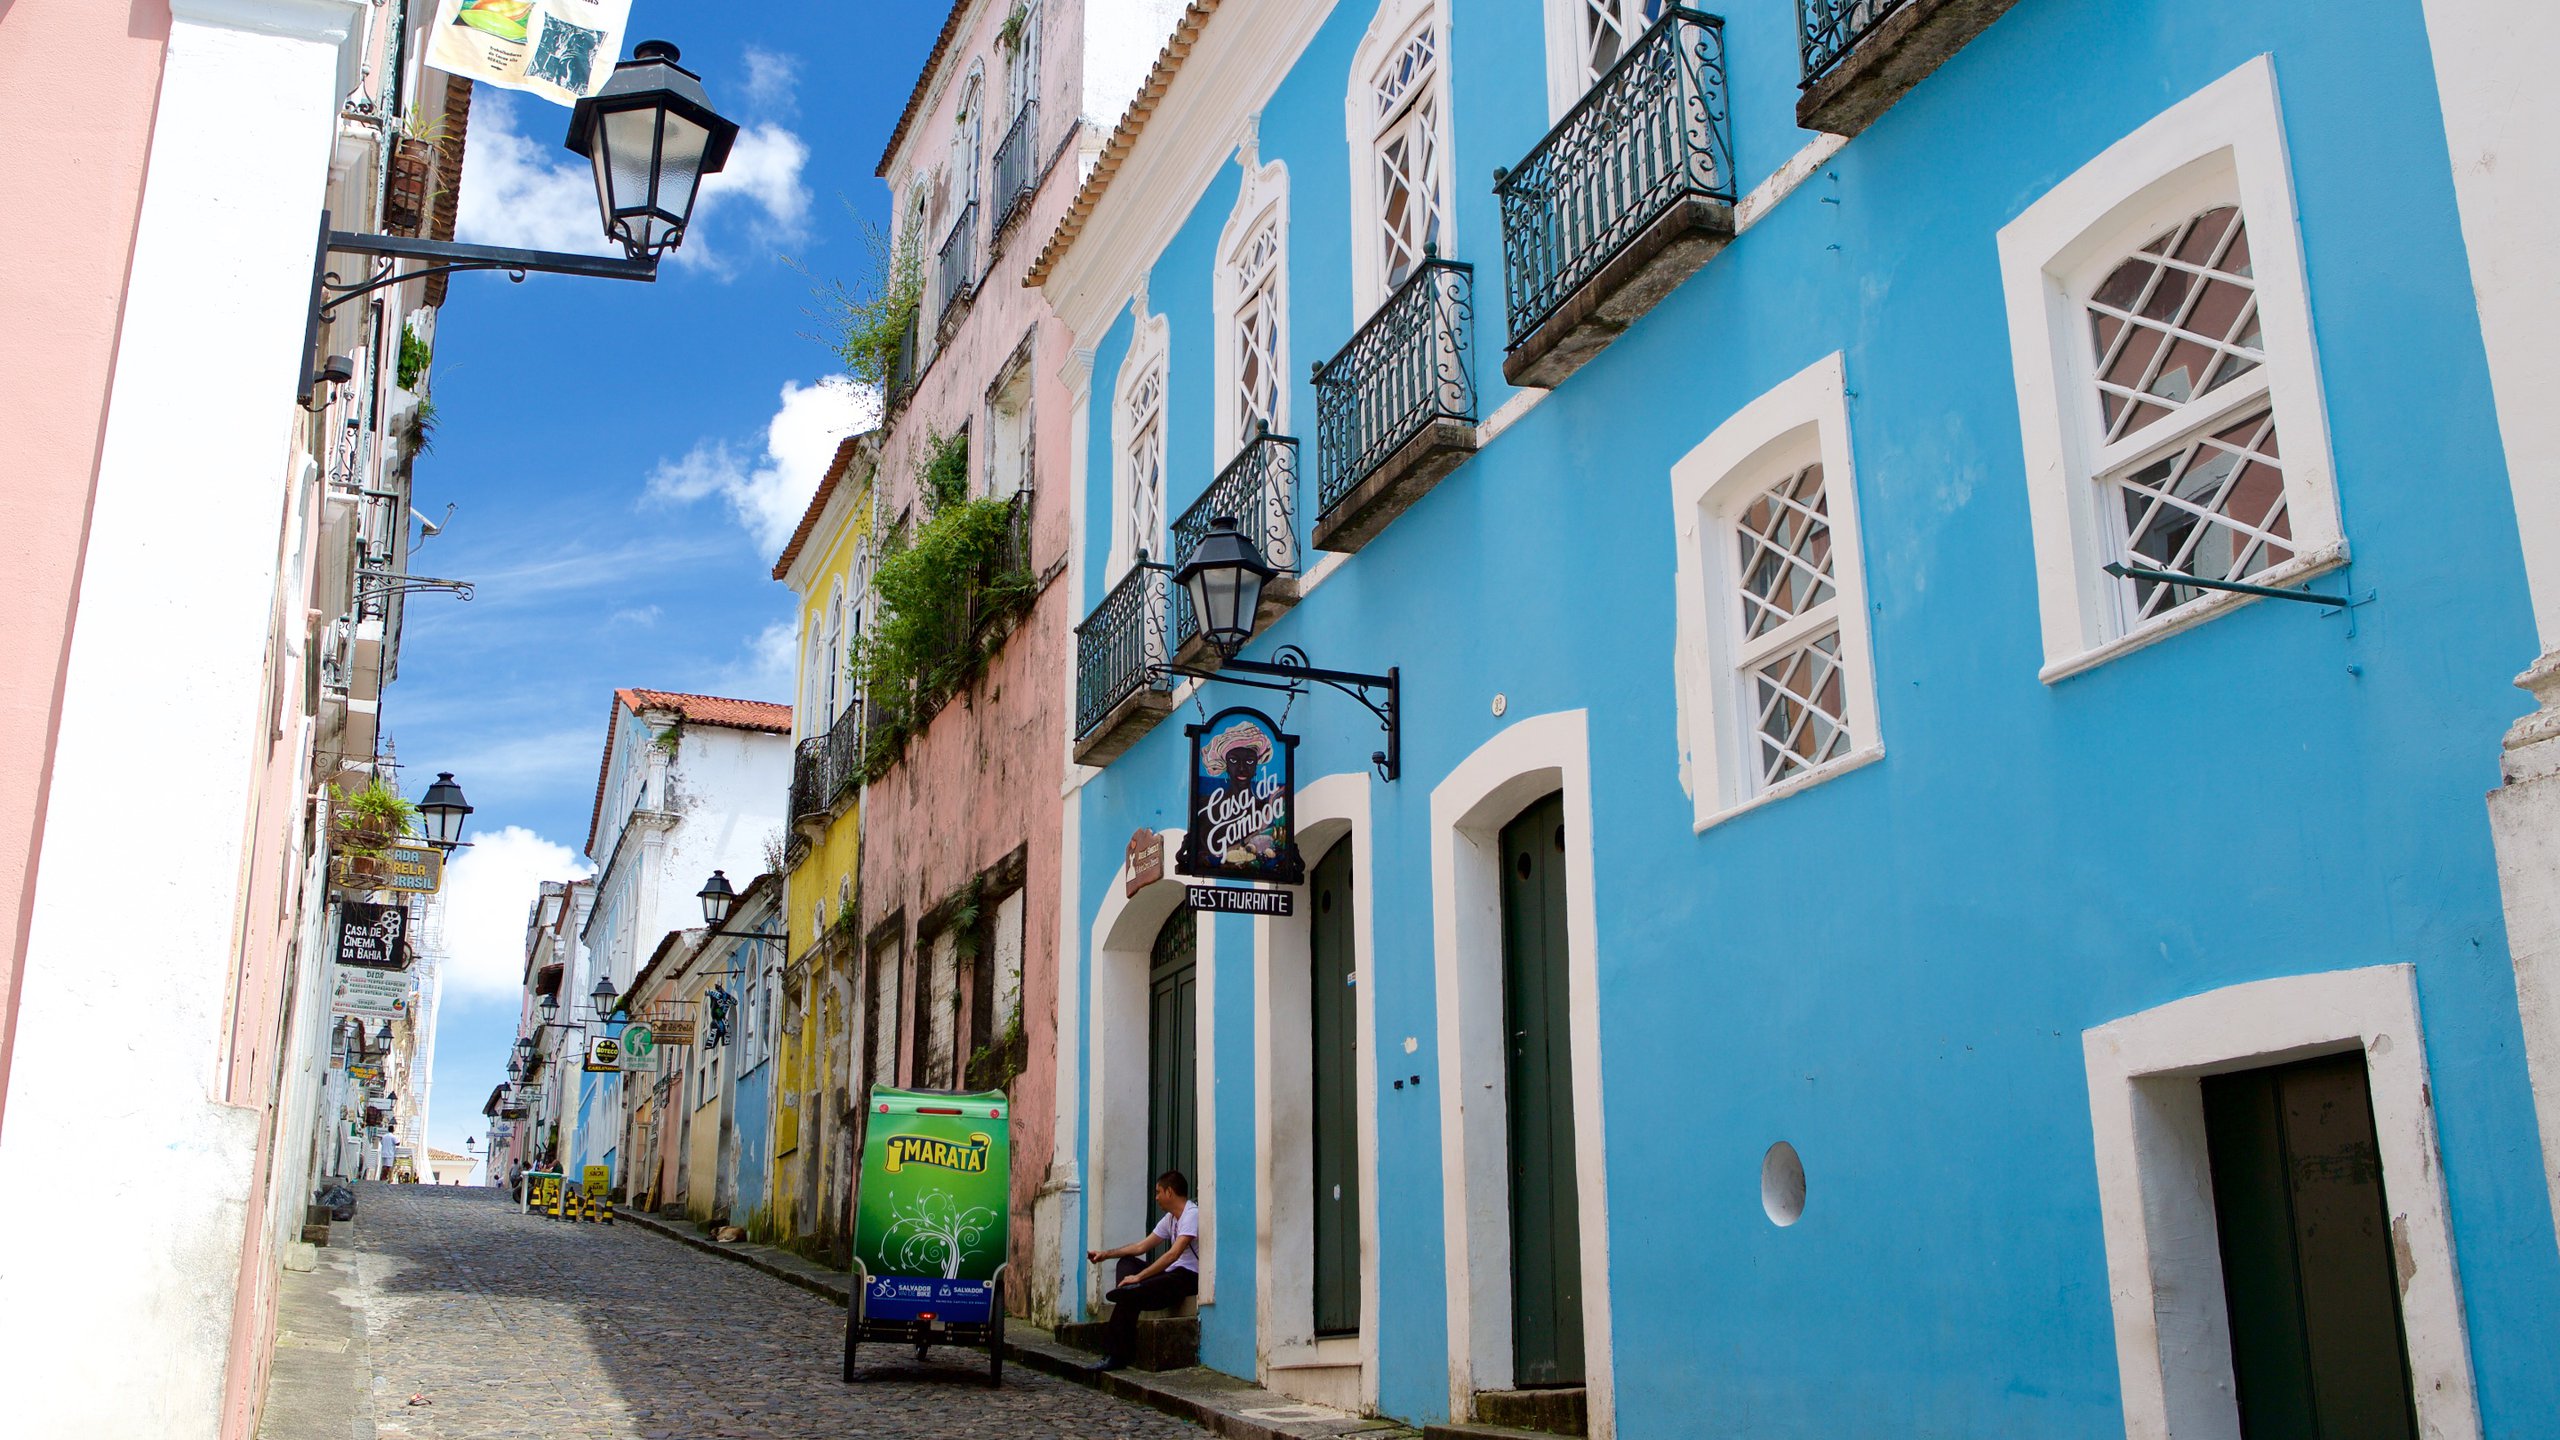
xmin=426 ymin=0 xmax=632 ymax=107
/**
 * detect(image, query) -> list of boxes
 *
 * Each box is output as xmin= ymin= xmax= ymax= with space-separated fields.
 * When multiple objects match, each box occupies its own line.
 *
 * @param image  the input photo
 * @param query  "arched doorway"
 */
xmin=1147 ymin=907 xmax=1198 ymax=1206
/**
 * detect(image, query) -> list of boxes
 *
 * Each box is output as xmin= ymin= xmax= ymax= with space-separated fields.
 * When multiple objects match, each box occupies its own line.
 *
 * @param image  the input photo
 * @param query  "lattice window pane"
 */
xmin=1126 ymin=413 xmax=1165 ymax=565
xmin=1734 ymin=463 xmax=1836 ymax=640
xmin=1577 ymin=0 xmax=1667 ymax=88
xmin=1374 ymin=26 xmax=1437 ymax=118
xmin=1751 ymin=630 xmax=1850 ymax=788
xmin=1237 ymin=291 xmax=1281 ymax=440
xmin=2086 ymin=206 xmax=2263 ymax=444
xmin=2109 ymin=408 xmax=2290 ymax=620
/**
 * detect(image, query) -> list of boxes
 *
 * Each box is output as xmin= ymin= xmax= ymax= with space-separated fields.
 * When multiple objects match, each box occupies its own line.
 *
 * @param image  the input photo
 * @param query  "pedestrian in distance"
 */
xmin=1083 ymin=1169 xmax=1198 ymax=1372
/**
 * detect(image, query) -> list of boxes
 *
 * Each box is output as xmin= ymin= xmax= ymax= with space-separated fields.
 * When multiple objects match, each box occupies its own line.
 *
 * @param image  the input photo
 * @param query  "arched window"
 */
xmin=822 ymin=581 xmax=845 ymax=726
xmin=1213 ymin=146 xmax=1291 ymax=464
xmin=1347 ymin=0 xmax=1456 ymax=315
xmin=1112 ymin=300 xmax=1172 ymax=577
xmin=1997 ymin=58 xmax=2341 ymax=676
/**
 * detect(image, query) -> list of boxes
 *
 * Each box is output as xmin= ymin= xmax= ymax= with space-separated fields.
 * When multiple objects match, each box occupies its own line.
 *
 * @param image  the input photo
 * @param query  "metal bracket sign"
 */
xmin=1188 ymin=885 xmax=1294 ymax=916
xmin=333 ymin=844 xmax=444 ymax=896
xmin=583 ymin=1035 xmax=622 ymax=1072
xmin=335 ymin=901 xmax=410 ymax=970
xmin=1175 ymin=706 xmax=1305 ymax=886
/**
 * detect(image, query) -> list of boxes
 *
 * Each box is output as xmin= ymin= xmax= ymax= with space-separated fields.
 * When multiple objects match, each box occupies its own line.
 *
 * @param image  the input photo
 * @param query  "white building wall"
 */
xmin=0 ymin=2 xmax=365 ymax=1434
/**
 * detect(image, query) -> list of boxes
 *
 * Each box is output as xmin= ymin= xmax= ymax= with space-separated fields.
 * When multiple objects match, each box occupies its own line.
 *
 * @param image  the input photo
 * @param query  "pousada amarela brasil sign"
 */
xmin=1175 ymin=706 xmax=1305 ymax=887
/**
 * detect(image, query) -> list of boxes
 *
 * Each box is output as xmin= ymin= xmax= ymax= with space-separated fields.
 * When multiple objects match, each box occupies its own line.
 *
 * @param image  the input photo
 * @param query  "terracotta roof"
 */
xmin=773 ymin=433 xmax=869 ymax=581
xmin=1025 ymin=0 xmax=1221 ymax=288
xmin=583 ymin=689 xmax=793 ymax=857
xmin=876 ymin=0 xmax=978 ymax=179
xmin=423 ymin=77 xmax=475 ymax=307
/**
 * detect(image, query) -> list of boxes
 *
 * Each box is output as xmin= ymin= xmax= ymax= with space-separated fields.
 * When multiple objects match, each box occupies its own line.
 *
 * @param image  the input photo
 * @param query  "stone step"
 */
xmin=1465 ymin=1386 xmax=1587 ymax=1437
xmin=1052 ymin=1315 xmax=1199 ymax=1371
xmin=1423 ymin=1425 xmax=1578 ymax=1440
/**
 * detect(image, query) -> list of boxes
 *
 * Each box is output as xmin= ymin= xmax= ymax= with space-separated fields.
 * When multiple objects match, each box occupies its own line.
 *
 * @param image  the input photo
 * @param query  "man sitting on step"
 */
xmin=1084 ymin=1169 xmax=1199 ymax=1372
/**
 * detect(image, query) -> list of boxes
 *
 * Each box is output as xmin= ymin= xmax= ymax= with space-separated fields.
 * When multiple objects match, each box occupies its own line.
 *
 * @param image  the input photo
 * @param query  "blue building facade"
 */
xmin=1039 ymin=2 xmax=2560 ymax=1435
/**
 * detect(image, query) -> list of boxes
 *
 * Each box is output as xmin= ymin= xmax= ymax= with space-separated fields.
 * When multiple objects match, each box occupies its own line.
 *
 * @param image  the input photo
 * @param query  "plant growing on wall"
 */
xmin=397 ymin=329 xmax=433 ymax=392
xmin=811 ymin=219 xmax=923 ymax=391
xmin=999 ymin=3 xmax=1030 ymax=53
xmin=851 ymin=433 xmax=1037 ymax=780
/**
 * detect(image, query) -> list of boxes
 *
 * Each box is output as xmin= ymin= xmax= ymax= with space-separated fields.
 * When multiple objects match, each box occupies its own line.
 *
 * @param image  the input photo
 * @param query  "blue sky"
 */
xmin=400 ymin=7 xmax=949 ymax=1165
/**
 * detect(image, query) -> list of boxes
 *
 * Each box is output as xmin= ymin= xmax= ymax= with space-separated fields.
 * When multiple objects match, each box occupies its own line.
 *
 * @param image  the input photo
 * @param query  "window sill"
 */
xmin=1693 ymin=744 xmax=1885 ymax=834
xmin=2038 ymin=540 xmax=2349 ymax=685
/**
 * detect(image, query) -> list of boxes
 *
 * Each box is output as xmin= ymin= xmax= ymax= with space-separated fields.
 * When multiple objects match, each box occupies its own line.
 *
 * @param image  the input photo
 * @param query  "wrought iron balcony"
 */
xmin=991 ymin=101 xmax=1040 ymax=234
xmin=1494 ymin=9 xmax=1733 ymax=387
xmin=936 ymin=197 xmax=979 ymax=323
xmin=1311 ymin=257 xmax=1478 ymax=554
xmin=1172 ymin=430 xmax=1301 ymax=665
xmin=790 ymin=704 xmax=868 ymax=822
xmin=1072 ymin=564 xmax=1174 ymax=764
xmin=1797 ymin=0 xmax=2019 ymax=136
xmin=789 ymin=736 xmax=827 ymax=823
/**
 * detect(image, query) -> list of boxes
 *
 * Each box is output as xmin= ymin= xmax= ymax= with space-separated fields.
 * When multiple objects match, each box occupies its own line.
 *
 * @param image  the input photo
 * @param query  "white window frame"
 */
xmin=1540 ymin=0 xmax=1666 ymax=120
xmin=821 ymin=581 xmax=844 ymax=727
xmin=986 ymin=358 xmax=1035 ymax=500
xmin=1212 ymin=147 xmax=1291 ymax=465
xmin=2082 ymin=963 xmax=2481 ymax=1440
xmin=1110 ymin=297 xmax=1172 ymax=579
xmin=1670 ymin=352 xmax=1882 ymax=830
xmin=1003 ymin=0 xmax=1042 ymax=122
xmin=1344 ymin=0 xmax=1459 ymax=321
xmin=1999 ymin=56 xmax=2343 ymax=681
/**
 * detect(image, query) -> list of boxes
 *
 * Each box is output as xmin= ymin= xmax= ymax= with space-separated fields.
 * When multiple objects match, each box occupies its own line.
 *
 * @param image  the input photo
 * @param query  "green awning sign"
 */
xmin=854 ymin=1087 xmax=1009 ymax=1324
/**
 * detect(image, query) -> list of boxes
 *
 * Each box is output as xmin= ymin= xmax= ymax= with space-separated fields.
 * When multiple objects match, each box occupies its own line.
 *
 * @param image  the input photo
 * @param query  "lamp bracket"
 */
xmin=317 ymin=230 xmax=657 ymax=321
xmin=1153 ymin=645 xmax=1400 ymax=782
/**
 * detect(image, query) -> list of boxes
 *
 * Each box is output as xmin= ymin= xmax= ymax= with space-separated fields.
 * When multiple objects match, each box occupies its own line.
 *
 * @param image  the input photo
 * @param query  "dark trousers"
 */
xmin=1104 ymin=1256 xmax=1198 ymax=1361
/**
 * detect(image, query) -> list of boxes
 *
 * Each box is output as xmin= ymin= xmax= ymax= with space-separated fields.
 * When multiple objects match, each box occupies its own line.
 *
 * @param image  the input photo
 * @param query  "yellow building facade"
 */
xmin=765 ymin=435 xmax=874 ymax=1257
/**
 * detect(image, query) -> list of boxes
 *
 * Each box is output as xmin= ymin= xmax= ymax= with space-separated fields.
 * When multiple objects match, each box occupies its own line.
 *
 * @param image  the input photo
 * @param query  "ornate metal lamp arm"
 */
xmin=317 ymin=231 xmax=658 ymax=321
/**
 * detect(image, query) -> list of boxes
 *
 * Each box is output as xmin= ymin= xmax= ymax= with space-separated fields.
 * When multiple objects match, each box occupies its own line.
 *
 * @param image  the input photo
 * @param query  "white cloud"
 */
xmin=434 ymin=826 xmax=591 ymax=1002
xmin=610 ymin=605 xmax=662 ymax=627
xmin=721 ymin=618 xmax=800 ymax=700
xmin=456 ymin=95 xmax=810 ymax=272
xmin=646 ymin=377 xmax=880 ymax=555
xmin=742 ymin=47 xmax=800 ymax=115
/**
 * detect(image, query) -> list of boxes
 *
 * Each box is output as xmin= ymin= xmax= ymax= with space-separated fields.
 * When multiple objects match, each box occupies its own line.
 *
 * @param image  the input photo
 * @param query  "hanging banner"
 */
xmin=335 ymin=901 xmax=410 ymax=970
xmin=331 ymin=966 xmax=412 ymax=1020
xmin=854 ymin=1088 xmax=1011 ymax=1324
xmin=425 ymin=0 xmax=632 ymax=107
xmin=1175 ymin=707 xmax=1305 ymax=886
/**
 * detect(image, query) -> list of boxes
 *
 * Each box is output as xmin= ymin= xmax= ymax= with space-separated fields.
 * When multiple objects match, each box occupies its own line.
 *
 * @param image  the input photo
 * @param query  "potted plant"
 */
xmin=334 ymin=781 xmax=418 ymax=881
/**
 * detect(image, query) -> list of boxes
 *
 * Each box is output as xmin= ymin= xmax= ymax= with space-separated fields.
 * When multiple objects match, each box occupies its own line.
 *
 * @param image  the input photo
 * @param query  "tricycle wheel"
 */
xmin=987 ymin=1307 xmax=1005 ymax=1388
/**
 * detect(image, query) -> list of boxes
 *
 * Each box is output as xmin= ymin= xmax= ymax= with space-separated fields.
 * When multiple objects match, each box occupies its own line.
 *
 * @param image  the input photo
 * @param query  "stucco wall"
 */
xmin=0 ymin=0 xmax=171 ymax=1132
xmin=1060 ymin=1 xmax=2560 ymax=1434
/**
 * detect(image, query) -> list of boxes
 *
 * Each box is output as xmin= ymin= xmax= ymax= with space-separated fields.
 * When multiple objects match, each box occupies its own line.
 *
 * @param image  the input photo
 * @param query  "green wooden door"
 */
xmin=1147 ymin=909 xmax=1199 ymax=1210
xmin=1310 ymin=841 xmax=1362 ymax=1336
xmin=2202 ymin=1052 xmax=2418 ymax=1440
xmin=1500 ymin=793 xmax=1584 ymax=1387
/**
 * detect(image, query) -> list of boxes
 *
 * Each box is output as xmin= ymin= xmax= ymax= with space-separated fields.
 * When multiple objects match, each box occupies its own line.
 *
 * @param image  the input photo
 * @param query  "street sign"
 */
xmin=582 ymin=1164 xmax=610 ymax=1197
xmin=330 ymin=966 xmax=411 ymax=1020
xmin=1176 ymin=707 xmax=1305 ymax=885
xmin=1188 ymin=884 xmax=1294 ymax=916
xmin=1125 ymin=828 xmax=1164 ymax=897
xmin=335 ymin=901 xmax=410 ymax=969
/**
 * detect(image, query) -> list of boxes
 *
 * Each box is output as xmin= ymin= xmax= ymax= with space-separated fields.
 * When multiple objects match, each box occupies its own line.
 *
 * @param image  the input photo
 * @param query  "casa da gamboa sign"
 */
xmin=1175 ymin=707 xmax=1305 ymax=888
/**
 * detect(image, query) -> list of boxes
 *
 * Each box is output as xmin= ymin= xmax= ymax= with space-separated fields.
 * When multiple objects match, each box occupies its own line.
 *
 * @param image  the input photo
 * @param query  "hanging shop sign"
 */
xmin=425 ymin=0 xmax=633 ymax=108
xmin=650 ymin=1018 xmax=696 ymax=1046
xmin=1124 ymin=828 xmax=1164 ymax=897
xmin=335 ymin=844 xmax=444 ymax=896
xmin=1188 ymin=885 xmax=1294 ymax=916
xmin=335 ymin=901 xmax=410 ymax=970
xmin=1175 ymin=707 xmax=1305 ymax=886
xmin=331 ymin=966 xmax=412 ymax=1020
xmin=618 ymin=1024 xmax=658 ymax=1073
xmin=583 ymin=1034 xmax=623 ymax=1072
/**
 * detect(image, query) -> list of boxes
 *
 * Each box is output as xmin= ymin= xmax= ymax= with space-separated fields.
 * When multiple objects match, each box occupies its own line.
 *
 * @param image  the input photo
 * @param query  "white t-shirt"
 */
xmin=1149 ymin=1202 xmax=1201 ymax=1273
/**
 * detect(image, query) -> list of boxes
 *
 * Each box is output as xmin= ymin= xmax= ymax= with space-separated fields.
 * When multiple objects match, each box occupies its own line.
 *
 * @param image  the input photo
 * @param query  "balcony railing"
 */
xmin=1074 ymin=564 xmax=1170 ymax=740
xmin=1173 ymin=429 xmax=1299 ymax=653
xmin=991 ymin=101 xmax=1040 ymax=233
xmin=789 ymin=736 xmax=827 ymax=821
xmin=936 ymin=198 xmax=979 ymax=322
xmin=1495 ymin=10 xmax=1732 ymax=349
xmin=1799 ymin=0 xmax=1904 ymax=83
xmin=790 ymin=704 xmax=869 ymax=820
xmin=1314 ymin=258 xmax=1476 ymax=521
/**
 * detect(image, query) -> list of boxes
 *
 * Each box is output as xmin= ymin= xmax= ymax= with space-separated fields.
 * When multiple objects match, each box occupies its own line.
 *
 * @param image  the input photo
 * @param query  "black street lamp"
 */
xmin=305 ymin=39 xmax=740 ymax=391
xmin=539 ymin=992 xmax=559 ymax=1024
xmin=417 ymin=772 xmax=473 ymax=851
xmin=697 ymin=869 xmax=737 ymax=927
xmin=1146 ymin=522 xmax=1403 ymax=781
xmin=567 ymin=41 xmax=741 ymax=260
xmin=1173 ymin=516 xmax=1277 ymax=660
xmin=591 ymin=973 xmax=619 ymax=1019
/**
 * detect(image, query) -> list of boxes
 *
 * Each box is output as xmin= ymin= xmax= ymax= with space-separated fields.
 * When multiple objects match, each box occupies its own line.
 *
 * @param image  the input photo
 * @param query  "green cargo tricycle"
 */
xmin=841 ymin=1086 xmax=1009 ymax=1386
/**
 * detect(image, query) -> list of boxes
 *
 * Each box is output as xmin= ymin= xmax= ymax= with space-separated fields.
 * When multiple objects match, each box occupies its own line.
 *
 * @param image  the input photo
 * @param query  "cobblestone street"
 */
xmin=331 ymin=1184 xmax=1206 ymax=1440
